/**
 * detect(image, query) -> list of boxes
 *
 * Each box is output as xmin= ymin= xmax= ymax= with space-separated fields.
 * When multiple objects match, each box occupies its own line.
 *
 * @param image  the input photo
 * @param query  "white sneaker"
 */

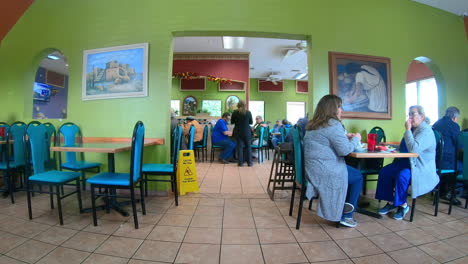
xmin=340 ymin=217 xmax=358 ymax=228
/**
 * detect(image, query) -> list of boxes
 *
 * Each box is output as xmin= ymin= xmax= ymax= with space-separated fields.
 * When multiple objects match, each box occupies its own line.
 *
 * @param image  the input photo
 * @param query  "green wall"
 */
xmin=0 ymin=0 xmax=467 ymax=191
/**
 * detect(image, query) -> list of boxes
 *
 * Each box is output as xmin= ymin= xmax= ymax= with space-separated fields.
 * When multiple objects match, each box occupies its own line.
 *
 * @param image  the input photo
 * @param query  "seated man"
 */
xmin=182 ymin=116 xmax=203 ymax=149
xmin=433 ymin=106 xmax=463 ymax=205
xmin=252 ymin=115 xmax=268 ymax=158
xmin=271 ymin=119 xmax=283 ymax=148
xmin=212 ymin=112 xmax=236 ymax=164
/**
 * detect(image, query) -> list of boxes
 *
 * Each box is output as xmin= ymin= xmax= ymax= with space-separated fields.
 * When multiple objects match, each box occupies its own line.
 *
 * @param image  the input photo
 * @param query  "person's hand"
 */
xmin=405 ymin=118 xmax=412 ymax=131
xmin=354 ymin=133 xmax=361 ymax=140
xmin=346 ymin=133 xmax=353 ymax=140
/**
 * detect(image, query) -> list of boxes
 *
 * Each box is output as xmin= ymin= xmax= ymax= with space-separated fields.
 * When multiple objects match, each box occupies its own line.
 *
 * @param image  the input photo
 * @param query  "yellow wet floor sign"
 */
xmin=177 ymin=150 xmax=199 ymax=195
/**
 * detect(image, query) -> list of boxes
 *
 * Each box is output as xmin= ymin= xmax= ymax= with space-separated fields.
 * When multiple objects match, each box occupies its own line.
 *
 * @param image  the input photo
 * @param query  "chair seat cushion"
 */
xmin=142 ymin=163 xmax=174 ymax=173
xmin=62 ymin=161 xmax=101 ymax=170
xmin=29 ymin=171 xmax=81 ymax=183
xmin=251 ymin=145 xmax=261 ymax=149
xmin=87 ymin=172 xmax=131 ymax=186
xmin=441 ymin=169 xmax=455 ymax=174
xmin=0 ymin=161 xmax=19 ymax=170
xmin=212 ymin=144 xmax=223 ymax=148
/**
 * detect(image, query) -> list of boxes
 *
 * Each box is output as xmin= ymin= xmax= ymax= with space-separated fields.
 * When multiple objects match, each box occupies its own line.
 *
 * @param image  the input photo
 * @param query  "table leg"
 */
xmin=106 ymin=153 xmax=130 ymax=217
xmin=355 ymin=158 xmax=382 ymax=219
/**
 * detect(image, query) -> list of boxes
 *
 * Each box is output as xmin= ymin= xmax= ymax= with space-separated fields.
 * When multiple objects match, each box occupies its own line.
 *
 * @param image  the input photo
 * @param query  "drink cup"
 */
xmin=367 ymin=133 xmax=377 ymax=151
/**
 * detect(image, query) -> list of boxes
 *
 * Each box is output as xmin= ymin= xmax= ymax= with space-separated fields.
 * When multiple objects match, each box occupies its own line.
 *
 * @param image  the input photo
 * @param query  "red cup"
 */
xmin=0 ymin=127 xmax=4 ymax=139
xmin=367 ymin=133 xmax=377 ymax=151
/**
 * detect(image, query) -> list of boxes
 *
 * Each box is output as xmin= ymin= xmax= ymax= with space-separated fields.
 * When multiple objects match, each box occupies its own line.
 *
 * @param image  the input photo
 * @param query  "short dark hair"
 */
xmin=222 ymin=112 xmax=231 ymax=118
xmin=445 ymin=106 xmax=460 ymax=119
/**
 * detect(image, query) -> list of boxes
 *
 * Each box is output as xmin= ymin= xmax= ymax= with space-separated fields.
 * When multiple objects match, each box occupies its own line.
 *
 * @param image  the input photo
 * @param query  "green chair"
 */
xmin=194 ymin=125 xmax=208 ymax=162
xmin=448 ymin=132 xmax=468 ymax=214
xmin=210 ymin=124 xmax=224 ymax=162
xmin=251 ymin=127 xmax=265 ymax=163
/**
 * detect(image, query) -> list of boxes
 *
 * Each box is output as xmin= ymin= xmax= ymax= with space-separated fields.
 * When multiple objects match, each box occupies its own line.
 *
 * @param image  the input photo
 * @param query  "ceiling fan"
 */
xmin=282 ymin=41 xmax=307 ymax=60
xmin=259 ymin=72 xmax=282 ymax=85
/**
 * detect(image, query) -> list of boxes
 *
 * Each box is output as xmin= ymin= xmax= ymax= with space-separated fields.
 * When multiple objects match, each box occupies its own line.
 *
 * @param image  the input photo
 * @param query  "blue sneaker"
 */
xmin=378 ymin=203 xmax=398 ymax=215
xmin=393 ymin=205 xmax=410 ymax=220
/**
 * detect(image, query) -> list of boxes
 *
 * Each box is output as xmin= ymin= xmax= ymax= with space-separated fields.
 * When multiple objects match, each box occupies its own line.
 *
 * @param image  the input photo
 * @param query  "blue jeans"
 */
xmin=343 ymin=165 xmax=363 ymax=218
xmin=375 ymin=162 xmax=411 ymax=206
xmin=214 ymin=139 xmax=236 ymax=160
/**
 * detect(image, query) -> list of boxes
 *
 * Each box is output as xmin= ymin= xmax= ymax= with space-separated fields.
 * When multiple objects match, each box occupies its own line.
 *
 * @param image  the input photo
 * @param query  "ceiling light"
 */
xmin=47 ymin=54 xmax=60 ymax=60
xmin=293 ymin=73 xmax=307 ymax=79
xmin=222 ymin=36 xmax=245 ymax=49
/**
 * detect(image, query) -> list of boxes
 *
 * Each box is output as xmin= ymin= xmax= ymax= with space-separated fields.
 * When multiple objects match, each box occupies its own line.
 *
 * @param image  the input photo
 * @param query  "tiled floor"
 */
xmin=0 ymin=159 xmax=467 ymax=263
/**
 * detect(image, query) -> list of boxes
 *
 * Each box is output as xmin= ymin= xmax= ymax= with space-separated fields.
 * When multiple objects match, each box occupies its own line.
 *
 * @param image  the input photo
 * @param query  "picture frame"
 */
xmin=329 ymin=52 xmax=392 ymax=119
xmin=225 ymin=95 xmax=240 ymax=112
xmin=218 ymin=80 xmax=245 ymax=91
xmin=82 ymin=43 xmax=148 ymax=101
xmin=183 ymin=96 xmax=197 ymax=116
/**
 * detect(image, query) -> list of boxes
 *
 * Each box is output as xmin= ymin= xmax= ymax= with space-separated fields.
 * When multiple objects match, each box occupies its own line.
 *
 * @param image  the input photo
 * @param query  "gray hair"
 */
xmin=445 ymin=106 xmax=460 ymax=119
xmin=409 ymin=105 xmax=430 ymax=124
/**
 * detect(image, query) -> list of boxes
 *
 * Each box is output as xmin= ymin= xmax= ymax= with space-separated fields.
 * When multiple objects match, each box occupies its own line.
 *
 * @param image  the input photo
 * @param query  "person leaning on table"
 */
xmin=303 ymin=94 xmax=363 ymax=228
xmin=376 ymin=105 xmax=439 ymax=220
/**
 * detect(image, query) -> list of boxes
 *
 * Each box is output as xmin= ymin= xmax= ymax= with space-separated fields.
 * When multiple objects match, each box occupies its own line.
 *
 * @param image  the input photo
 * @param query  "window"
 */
xmin=249 ymin=101 xmax=265 ymax=120
xmin=405 ymin=77 xmax=438 ymax=124
xmin=171 ymin=100 xmax=180 ymax=115
xmin=202 ymin=100 xmax=222 ymax=116
xmin=287 ymin=101 xmax=306 ymax=124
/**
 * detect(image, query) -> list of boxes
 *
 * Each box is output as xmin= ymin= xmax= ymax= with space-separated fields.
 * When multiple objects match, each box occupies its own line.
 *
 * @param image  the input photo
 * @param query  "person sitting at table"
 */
xmin=271 ymin=119 xmax=283 ymax=148
xmin=433 ymin=106 xmax=463 ymax=205
xmin=252 ymin=115 xmax=268 ymax=159
xmin=212 ymin=112 xmax=236 ymax=164
xmin=304 ymin=94 xmax=363 ymax=228
xmin=376 ymin=105 xmax=439 ymax=220
xmin=182 ymin=116 xmax=203 ymax=149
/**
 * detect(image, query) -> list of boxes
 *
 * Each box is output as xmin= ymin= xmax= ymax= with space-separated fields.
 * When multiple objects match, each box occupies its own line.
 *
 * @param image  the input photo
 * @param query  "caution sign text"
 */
xmin=176 ymin=150 xmax=199 ymax=195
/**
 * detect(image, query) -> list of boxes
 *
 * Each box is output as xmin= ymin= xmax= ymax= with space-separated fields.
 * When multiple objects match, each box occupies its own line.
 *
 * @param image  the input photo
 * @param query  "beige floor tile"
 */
xmin=224 ymin=198 xmax=250 ymax=207
xmin=442 ymin=220 xmax=468 ymax=233
xmin=133 ymin=240 xmax=180 ymax=262
xmin=199 ymin=198 xmax=224 ymax=206
xmin=418 ymin=241 xmax=465 ymax=263
xmin=419 ymin=224 xmax=461 ymax=240
xmin=252 ymin=207 xmax=281 ymax=217
xmin=83 ymin=219 xmax=123 ymax=235
xmin=220 ymin=244 xmax=264 ymax=264
xmin=99 ymin=211 xmax=131 ymax=222
xmin=134 ymin=212 xmax=163 ymax=225
xmin=368 ymin=233 xmax=412 ymax=252
xmin=33 ymin=226 xmax=78 ymax=245
xmin=95 ymin=236 xmax=143 ymax=258
xmin=352 ymin=253 xmax=397 ymax=264
xmin=6 ymin=239 xmax=56 ymax=263
xmin=36 ymin=247 xmax=89 ymax=264
xmin=254 ymin=216 xmax=287 ymax=228
xmin=0 ymin=255 xmax=26 ymax=264
xmin=190 ymin=215 xmax=223 ymax=228
xmin=224 ymin=206 xmax=252 ymax=216
xmin=7 ymin=220 xmax=51 ymax=238
xmin=147 ymin=225 xmax=187 ymax=242
xmin=113 ymin=222 xmax=154 ymax=239
xmin=261 ymin=243 xmax=308 ymax=264
xmin=195 ymin=205 xmax=224 ymax=216
xmin=311 ymin=261 xmax=354 ymax=264
xmin=250 ymin=199 xmax=277 ymax=208
xmin=128 ymin=260 xmax=168 ymax=264
xmin=184 ymin=227 xmax=221 ymax=244
xmin=62 ymin=231 xmax=109 ymax=252
xmin=166 ymin=204 xmax=197 ymax=216
xmin=223 ymin=215 xmax=256 ymax=228
xmin=175 ymin=243 xmax=220 ymax=264
xmin=300 ymin=241 xmax=348 ymax=262
xmin=335 ymin=237 xmax=383 ymax=258
xmin=443 ymin=234 xmax=468 ymax=253
xmin=157 ymin=214 xmax=192 ymax=227
xmin=59 ymin=214 xmax=93 ymax=230
xmin=257 ymin=228 xmax=296 ymax=244
xmin=178 ymin=197 xmax=200 ymax=206
xmin=355 ymin=221 xmax=392 ymax=236
xmin=388 ymin=247 xmax=439 ymax=264
xmin=322 ymin=225 xmax=363 ymax=240
xmin=0 ymin=231 xmax=27 ymax=254
xmin=222 ymin=228 xmax=259 ymax=244
xmin=445 ymin=256 xmax=468 ymax=264
xmin=290 ymin=226 xmax=332 ymax=242
xmin=395 ymin=228 xmax=438 ymax=245
xmin=82 ymin=253 xmax=129 ymax=264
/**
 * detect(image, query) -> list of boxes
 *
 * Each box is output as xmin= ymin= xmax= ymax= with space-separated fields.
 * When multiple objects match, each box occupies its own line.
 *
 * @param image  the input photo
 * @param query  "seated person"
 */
xmin=252 ymin=115 xmax=267 ymax=158
xmin=212 ymin=112 xmax=236 ymax=164
xmin=281 ymin=119 xmax=292 ymax=142
xmin=376 ymin=105 xmax=439 ymax=220
xmin=304 ymin=95 xmax=363 ymax=228
xmin=433 ymin=106 xmax=463 ymax=205
xmin=182 ymin=116 xmax=203 ymax=149
xmin=271 ymin=119 xmax=283 ymax=148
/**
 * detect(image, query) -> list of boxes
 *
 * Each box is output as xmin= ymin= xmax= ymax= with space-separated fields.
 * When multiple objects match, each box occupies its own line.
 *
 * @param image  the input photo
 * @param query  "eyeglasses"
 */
xmin=408 ymin=112 xmax=420 ymax=117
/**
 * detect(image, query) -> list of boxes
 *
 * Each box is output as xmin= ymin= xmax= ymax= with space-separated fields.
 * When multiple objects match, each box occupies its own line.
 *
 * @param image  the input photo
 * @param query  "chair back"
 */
xmin=7 ymin=121 xmax=27 ymax=166
xmin=188 ymin=125 xmax=195 ymax=150
xmin=130 ymin=121 xmax=145 ymax=184
xmin=58 ymin=122 xmax=83 ymax=164
xmin=0 ymin=122 xmax=9 ymax=161
xmin=456 ymin=132 xmax=468 ymax=180
xmin=292 ymin=125 xmax=306 ymax=185
xmin=43 ymin=122 xmax=57 ymax=169
xmin=25 ymin=123 xmax=48 ymax=174
xmin=262 ymin=126 xmax=270 ymax=146
xmin=200 ymin=125 xmax=208 ymax=147
xmin=281 ymin=126 xmax=290 ymax=143
xmin=369 ymin=126 xmax=386 ymax=143
xmin=432 ymin=128 xmax=444 ymax=174
xmin=172 ymin=126 xmax=183 ymax=165
xmin=255 ymin=127 xmax=265 ymax=148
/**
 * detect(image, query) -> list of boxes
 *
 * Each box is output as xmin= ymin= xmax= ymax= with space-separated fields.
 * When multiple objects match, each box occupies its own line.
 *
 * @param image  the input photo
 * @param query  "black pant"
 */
xmin=236 ymin=136 xmax=252 ymax=165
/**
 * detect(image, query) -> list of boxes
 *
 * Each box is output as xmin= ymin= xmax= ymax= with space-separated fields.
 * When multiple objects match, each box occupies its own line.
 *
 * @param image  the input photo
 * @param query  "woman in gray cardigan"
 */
xmin=376 ymin=105 xmax=439 ymax=220
xmin=304 ymin=95 xmax=363 ymax=227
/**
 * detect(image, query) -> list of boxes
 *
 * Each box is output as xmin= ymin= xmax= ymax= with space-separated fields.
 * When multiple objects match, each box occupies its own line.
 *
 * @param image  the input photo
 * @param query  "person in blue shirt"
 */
xmin=212 ymin=112 xmax=236 ymax=164
xmin=433 ymin=106 xmax=463 ymax=205
xmin=270 ymin=120 xmax=282 ymax=148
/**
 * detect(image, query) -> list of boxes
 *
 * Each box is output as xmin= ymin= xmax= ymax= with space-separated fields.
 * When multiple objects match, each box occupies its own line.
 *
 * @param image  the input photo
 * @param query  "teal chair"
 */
xmin=43 ymin=122 xmax=58 ymax=170
xmin=188 ymin=125 xmax=195 ymax=150
xmin=194 ymin=125 xmax=208 ymax=162
xmin=210 ymin=124 xmax=224 ymax=162
xmin=262 ymin=126 xmax=271 ymax=160
xmin=280 ymin=126 xmax=290 ymax=143
xmin=0 ymin=121 xmax=26 ymax=203
xmin=431 ymin=129 xmax=445 ymax=217
xmin=251 ymin=127 xmax=265 ymax=163
xmin=25 ymin=123 xmax=83 ymax=225
xmin=448 ymin=132 xmax=468 ymax=213
xmin=142 ymin=126 xmax=182 ymax=206
xmin=58 ymin=122 xmax=101 ymax=190
xmin=288 ymin=125 xmax=313 ymax=229
xmin=0 ymin=122 xmax=9 ymax=166
xmin=87 ymin=121 xmax=146 ymax=229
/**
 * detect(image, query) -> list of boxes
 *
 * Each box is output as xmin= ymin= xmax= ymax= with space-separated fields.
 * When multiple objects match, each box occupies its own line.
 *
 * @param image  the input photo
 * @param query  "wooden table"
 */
xmin=349 ymin=150 xmax=419 ymax=218
xmin=50 ymin=137 xmax=164 ymax=216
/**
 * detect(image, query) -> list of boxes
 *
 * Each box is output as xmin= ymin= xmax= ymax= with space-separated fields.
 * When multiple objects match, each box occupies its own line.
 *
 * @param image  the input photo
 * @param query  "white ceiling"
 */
xmin=39 ymin=51 xmax=68 ymax=75
xmin=174 ymin=37 xmax=308 ymax=80
xmin=412 ymin=0 xmax=468 ymax=16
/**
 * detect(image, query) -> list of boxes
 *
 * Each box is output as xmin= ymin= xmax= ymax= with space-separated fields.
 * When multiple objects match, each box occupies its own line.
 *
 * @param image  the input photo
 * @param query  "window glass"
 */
xmin=405 ymin=78 xmax=438 ymax=124
xmin=202 ymin=100 xmax=222 ymax=116
xmin=250 ymin=101 xmax=265 ymax=121
xmin=287 ymin=102 xmax=306 ymax=124
xmin=171 ymin=100 xmax=180 ymax=115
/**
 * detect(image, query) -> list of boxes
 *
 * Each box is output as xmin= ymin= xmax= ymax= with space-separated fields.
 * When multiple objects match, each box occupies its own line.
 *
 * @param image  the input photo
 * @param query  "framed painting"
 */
xmin=226 ymin=95 xmax=240 ymax=112
xmin=329 ymin=52 xmax=392 ymax=119
xmin=183 ymin=96 xmax=197 ymax=116
xmin=82 ymin=43 xmax=148 ymax=101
